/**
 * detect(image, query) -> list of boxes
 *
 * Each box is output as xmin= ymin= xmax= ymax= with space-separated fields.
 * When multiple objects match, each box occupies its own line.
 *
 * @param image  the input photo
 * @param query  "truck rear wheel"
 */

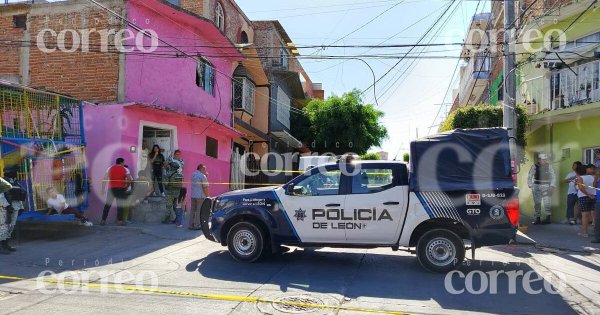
xmin=416 ymin=229 xmax=465 ymax=272
xmin=227 ymin=222 xmax=265 ymax=262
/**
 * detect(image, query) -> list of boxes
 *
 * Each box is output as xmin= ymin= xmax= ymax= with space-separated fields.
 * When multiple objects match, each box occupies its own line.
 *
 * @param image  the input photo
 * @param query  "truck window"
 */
xmin=351 ymin=168 xmax=394 ymax=194
xmin=293 ymin=170 xmax=341 ymax=196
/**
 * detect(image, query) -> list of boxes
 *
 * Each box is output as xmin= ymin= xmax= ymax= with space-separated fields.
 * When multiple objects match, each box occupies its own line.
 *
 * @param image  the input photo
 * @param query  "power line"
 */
xmin=427 ymin=0 xmax=484 ymax=136
xmin=360 ymin=0 xmax=458 ymax=95
xmin=245 ymin=0 xmax=403 ymax=13
xmin=369 ymin=0 xmax=463 ymax=104
xmin=320 ymin=0 xmax=406 ymax=50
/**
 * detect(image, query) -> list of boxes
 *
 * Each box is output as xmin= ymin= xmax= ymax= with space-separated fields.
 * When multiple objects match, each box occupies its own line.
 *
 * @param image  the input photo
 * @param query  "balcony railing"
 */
xmin=520 ymin=61 xmax=600 ymax=115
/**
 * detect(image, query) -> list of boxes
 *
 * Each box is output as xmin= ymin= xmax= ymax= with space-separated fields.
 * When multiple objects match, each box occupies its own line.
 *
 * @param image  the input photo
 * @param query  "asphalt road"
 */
xmin=0 ymin=228 xmax=593 ymax=315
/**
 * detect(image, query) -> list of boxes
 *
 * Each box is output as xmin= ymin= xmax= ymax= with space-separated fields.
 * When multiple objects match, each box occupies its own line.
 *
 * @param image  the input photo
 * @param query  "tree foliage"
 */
xmin=291 ymin=89 xmax=388 ymax=155
xmin=440 ymin=104 xmax=529 ymax=162
xmin=402 ymin=152 xmax=410 ymax=163
xmin=360 ymin=153 xmax=381 ymax=160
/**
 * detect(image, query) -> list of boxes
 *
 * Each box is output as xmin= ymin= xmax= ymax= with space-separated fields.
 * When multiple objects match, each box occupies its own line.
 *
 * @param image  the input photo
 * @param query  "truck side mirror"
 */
xmin=286 ymin=185 xmax=295 ymax=195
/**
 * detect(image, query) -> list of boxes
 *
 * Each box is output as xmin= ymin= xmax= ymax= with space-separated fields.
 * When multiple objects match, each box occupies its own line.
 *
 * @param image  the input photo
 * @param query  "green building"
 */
xmin=515 ymin=1 xmax=600 ymax=221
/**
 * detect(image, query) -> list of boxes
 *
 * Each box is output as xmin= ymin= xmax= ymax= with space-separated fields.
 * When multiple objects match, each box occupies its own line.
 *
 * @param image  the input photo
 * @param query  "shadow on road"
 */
xmin=187 ymin=248 xmax=577 ymax=314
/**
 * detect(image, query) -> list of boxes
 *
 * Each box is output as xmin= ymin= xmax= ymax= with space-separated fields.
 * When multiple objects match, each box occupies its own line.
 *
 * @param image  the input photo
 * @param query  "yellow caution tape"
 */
xmin=0 ymin=274 xmax=413 ymax=315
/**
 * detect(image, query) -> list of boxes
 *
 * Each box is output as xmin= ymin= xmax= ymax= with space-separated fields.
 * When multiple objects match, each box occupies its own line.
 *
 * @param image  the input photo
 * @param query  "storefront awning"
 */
xmin=271 ymin=130 xmax=302 ymax=149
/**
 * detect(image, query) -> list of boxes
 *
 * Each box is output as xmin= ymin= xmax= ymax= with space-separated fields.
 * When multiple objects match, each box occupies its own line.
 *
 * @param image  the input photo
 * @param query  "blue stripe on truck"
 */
xmin=414 ymin=192 xmax=434 ymax=219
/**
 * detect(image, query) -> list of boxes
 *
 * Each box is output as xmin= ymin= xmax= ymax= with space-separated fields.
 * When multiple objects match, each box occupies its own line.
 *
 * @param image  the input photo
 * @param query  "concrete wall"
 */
xmin=84 ymin=104 xmax=234 ymax=222
xmin=124 ymin=1 xmax=236 ymax=125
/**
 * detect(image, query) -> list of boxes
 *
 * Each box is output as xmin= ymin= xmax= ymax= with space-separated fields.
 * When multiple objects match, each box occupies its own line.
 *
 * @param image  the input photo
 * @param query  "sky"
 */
xmin=235 ymin=0 xmax=488 ymax=158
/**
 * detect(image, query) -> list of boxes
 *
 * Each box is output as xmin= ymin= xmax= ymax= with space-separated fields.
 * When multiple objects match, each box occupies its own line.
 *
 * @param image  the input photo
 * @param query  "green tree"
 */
xmin=291 ymin=90 xmax=388 ymax=155
xmin=440 ymin=104 xmax=529 ymax=163
xmin=402 ymin=152 xmax=410 ymax=163
xmin=360 ymin=153 xmax=381 ymax=160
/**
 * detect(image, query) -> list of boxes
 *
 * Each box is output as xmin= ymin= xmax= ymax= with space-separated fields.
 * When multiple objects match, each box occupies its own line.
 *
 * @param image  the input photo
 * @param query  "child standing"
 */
xmin=175 ymin=188 xmax=187 ymax=228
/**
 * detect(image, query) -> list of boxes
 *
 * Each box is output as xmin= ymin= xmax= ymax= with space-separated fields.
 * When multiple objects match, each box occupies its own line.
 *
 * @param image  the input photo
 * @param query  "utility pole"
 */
xmin=503 ymin=0 xmax=517 ymax=170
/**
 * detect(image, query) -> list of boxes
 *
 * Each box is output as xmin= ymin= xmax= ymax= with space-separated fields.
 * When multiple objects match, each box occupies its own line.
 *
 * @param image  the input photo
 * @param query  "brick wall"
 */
xmin=0 ymin=14 xmax=26 ymax=81
xmin=26 ymin=2 xmax=124 ymax=103
xmin=0 ymin=1 xmax=124 ymax=103
xmin=180 ymin=0 xmax=204 ymax=17
xmin=253 ymin=21 xmax=280 ymax=72
xmin=179 ymin=0 xmax=253 ymax=44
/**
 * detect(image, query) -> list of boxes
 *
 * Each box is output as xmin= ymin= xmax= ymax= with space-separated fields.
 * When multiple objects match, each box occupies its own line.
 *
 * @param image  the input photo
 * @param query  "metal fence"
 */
xmin=0 ymin=82 xmax=88 ymax=211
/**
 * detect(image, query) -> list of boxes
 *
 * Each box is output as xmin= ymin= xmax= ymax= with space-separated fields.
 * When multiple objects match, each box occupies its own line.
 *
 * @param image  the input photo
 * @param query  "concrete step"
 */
xmin=132 ymin=197 xmax=168 ymax=224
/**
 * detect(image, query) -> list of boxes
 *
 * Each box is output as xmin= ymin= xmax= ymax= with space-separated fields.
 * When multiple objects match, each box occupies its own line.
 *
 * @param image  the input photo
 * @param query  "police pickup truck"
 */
xmin=200 ymin=128 xmax=520 ymax=272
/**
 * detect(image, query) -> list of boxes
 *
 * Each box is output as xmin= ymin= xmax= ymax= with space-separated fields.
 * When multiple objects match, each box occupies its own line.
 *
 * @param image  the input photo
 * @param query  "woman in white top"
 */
xmin=576 ymin=165 xmax=596 ymax=237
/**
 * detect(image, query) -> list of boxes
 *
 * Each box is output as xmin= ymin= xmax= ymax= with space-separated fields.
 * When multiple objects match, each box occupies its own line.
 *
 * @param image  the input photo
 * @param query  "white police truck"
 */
xmin=200 ymin=128 xmax=520 ymax=272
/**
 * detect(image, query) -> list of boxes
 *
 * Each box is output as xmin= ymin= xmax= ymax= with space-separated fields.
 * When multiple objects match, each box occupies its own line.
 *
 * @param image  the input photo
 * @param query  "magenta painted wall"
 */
xmin=124 ymin=1 xmax=238 ymax=126
xmin=83 ymin=104 xmax=234 ymax=222
xmin=82 ymin=1 xmax=241 ymax=222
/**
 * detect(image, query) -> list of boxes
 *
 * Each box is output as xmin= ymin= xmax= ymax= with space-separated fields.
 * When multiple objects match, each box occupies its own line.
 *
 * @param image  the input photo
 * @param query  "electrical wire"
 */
xmin=360 ymin=0 xmax=458 ymax=95
xmin=373 ymin=0 xmax=464 ymax=104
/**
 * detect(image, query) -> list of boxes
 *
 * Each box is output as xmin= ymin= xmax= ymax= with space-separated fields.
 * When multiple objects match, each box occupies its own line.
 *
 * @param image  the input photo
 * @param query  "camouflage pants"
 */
xmin=0 ymin=206 xmax=18 ymax=241
xmin=164 ymin=178 xmax=182 ymax=222
xmin=532 ymin=184 xmax=552 ymax=218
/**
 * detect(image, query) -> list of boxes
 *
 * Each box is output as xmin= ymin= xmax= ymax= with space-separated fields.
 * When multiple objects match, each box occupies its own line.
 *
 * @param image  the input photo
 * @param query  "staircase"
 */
xmin=132 ymin=196 xmax=168 ymax=224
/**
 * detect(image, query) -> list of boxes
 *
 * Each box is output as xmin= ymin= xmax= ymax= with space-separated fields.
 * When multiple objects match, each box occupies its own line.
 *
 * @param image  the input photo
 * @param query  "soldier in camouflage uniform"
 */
xmin=527 ymin=153 xmax=556 ymax=225
xmin=163 ymin=150 xmax=184 ymax=224
xmin=1 ymin=174 xmax=25 ymax=253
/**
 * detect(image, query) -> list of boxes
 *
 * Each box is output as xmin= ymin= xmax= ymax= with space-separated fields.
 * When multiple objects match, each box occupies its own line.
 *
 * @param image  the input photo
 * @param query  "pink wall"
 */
xmin=83 ymin=104 xmax=236 ymax=222
xmin=82 ymin=1 xmax=242 ymax=222
xmin=124 ymin=0 xmax=242 ymax=126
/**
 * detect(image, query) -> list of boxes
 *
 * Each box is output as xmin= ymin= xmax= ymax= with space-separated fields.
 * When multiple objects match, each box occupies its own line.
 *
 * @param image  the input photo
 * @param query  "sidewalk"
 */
xmin=524 ymin=221 xmax=600 ymax=253
xmin=520 ymin=222 xmax=600 ymax=314
xmin=15 ymin=221 xmax=205 ymax=242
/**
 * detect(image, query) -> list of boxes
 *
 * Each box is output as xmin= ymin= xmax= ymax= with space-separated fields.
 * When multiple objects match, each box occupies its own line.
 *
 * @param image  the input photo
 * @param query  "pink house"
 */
xmin=84 ymin=0 xmax=243 ymax=221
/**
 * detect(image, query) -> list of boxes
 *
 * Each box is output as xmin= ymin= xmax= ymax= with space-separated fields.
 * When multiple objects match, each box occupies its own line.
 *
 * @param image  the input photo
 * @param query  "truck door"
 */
xmin=277 ymin=165 xmax=347 ymax=243
xmin=344 ymin=164 xmax=409 ymax=244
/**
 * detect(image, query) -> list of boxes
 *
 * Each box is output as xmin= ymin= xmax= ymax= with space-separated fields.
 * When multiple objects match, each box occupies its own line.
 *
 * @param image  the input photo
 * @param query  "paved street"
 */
xmin=1 ymin=224 xmax=598 ymax=315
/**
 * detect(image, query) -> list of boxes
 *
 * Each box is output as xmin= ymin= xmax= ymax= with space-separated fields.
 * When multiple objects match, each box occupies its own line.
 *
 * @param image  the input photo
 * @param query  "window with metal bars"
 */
xmin=232 ymin=77 xmax=255 ymax=114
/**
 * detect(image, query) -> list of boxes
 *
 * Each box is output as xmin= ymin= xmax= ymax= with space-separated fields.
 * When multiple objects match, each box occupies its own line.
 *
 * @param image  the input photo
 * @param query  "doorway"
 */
xmin=138 ymin=122 xmax=178 ymax=176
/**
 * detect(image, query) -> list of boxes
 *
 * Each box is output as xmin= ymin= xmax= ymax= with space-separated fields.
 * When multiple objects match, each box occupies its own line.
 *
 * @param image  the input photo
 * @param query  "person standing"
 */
xmin=595 ymin=152 xmax=600 ymax=169
xmin=527 ymin=153 xmax=556 ymax=225
xmin=576 ymin=165 xmax=595 ymax=237
xmin=0 ymin=175 xmax=25 ymax=253
xmin=101 ymin=158 xmax=132 ymax=226
xmin=164 ymin=150 xmax=184 ymax=224
xmin=592 ymin=167 xmax=600 ymax=243
xmin=175 ymin=188 xmax=187 ymax=228
xmin=189 ymin=164 xmax=209 ymax=230
xmin=149 ymin=145 xmax=166 ymax=197
xmin=564 ymin=161 xmax=582 ymax=225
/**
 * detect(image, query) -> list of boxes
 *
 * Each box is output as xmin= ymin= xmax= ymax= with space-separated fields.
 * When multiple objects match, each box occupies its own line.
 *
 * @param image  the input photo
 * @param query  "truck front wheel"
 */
xmin=227 ymin=222 xmax=265 ymax=262
xmin=416 ymin=229 xmax=465 ymax=272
